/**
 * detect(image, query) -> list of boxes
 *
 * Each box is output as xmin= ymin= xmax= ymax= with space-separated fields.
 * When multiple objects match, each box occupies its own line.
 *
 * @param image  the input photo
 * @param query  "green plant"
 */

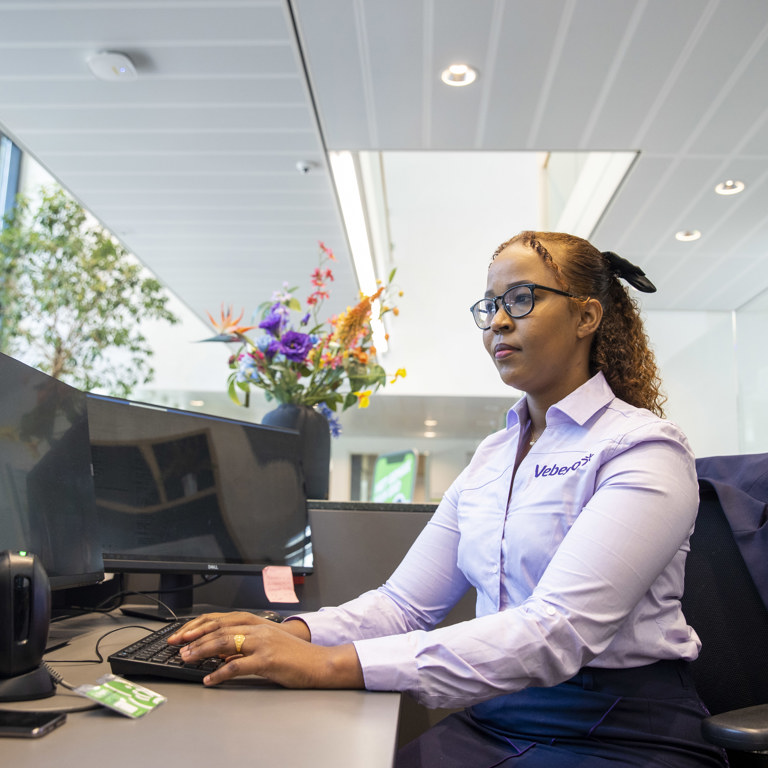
xmin=0 ymin=186 xmax=178 ymax=397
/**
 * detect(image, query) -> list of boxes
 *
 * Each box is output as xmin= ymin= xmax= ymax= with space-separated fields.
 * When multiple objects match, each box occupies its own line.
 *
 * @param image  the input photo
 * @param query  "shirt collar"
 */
xmin=506 ymin=371 xmax=615 ymax=431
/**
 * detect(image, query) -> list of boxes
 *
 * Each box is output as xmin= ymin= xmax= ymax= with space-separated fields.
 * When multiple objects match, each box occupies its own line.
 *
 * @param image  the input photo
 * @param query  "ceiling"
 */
xmin=1 ymin=0 xmax=767 ymax=439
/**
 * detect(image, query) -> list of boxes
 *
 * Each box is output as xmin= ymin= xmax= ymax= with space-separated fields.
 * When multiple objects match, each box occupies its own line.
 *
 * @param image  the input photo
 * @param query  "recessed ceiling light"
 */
xmin=714 ymin=179 xmax=745 ymax=196
xmin=440 ymin=63 xmax=478 ymax=87
xmin=87 ymin=51 xmax=137 ymax=81
xmin=424 ymin=431 xmax=436 ymax=438
xmin=424 ymin=419 xmax=438 ymax=427
xmin=675 ymin=230 xmax=702 ymax=242
xmin=189 ymin=399 xmax=205 ymax=407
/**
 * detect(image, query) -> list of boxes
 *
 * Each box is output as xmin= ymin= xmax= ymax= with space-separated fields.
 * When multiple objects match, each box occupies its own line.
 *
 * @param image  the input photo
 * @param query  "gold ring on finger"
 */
xmin=234 ymin=633 xmax=245 ymax=654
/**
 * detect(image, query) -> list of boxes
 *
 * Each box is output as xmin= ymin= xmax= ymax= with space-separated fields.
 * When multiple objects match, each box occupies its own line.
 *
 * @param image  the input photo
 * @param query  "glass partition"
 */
xmin=735 ymin=286 xmax=768 ymax=454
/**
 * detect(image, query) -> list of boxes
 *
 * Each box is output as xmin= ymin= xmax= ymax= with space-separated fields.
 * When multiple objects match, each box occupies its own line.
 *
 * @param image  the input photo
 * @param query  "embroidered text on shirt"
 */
xmin=534 ymin=454 xmax=594 ymax=478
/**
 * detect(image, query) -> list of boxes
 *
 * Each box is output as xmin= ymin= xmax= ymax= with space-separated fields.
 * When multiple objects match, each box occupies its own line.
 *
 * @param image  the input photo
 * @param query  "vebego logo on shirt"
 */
xmin=534 ymin=453 xmax=594 ymax=478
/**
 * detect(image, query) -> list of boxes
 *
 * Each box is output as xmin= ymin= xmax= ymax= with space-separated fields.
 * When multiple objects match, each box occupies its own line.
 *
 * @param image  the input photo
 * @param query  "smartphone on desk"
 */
xmin=0 ymin=710 xmax=67 ymax=738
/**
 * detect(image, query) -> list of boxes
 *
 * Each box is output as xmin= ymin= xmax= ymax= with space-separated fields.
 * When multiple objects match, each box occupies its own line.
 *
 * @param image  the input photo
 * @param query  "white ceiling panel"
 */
xmin=478 ymin=2 xmax=567 ymax=149
xmin=531 ymin=3 xmax=639 ymax=150
xmin=0 ymin=77 xmax=308 ymax=104
xmin=0 ymin=4 xmax=290 ymax=42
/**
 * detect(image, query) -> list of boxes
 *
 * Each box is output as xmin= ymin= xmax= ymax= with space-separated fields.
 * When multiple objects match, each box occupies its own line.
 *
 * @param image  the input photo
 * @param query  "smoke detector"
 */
xmin=87 ymin=51 xmax=137 ymax=82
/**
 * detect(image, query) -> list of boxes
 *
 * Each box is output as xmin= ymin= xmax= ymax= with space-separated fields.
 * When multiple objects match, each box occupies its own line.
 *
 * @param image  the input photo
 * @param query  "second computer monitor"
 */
xmin=87 ymin=396 xmax=312 ymax=597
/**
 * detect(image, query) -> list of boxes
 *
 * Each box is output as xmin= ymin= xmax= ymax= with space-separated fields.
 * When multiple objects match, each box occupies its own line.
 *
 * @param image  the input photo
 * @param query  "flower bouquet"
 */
xmin=206 ymin=242 xmax=405 ymax=436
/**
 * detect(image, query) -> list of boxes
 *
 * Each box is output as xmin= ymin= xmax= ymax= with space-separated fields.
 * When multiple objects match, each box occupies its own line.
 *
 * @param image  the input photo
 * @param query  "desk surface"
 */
xmin=1 ymin=613 xmax=401 ymax=768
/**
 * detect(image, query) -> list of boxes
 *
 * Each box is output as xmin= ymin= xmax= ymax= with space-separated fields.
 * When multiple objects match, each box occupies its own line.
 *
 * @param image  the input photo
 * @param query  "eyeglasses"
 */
xmin=469 ymin=283 xmax=578 ymax=329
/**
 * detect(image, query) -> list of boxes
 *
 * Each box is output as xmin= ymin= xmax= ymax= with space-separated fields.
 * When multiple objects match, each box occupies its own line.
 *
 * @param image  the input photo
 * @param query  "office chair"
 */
xmin=682 ymin=481 xmax=768 ymax=767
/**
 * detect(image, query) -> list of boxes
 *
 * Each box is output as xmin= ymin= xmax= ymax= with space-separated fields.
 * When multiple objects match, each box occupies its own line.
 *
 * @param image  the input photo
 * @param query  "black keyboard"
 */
xmin=108 ymin=619 xmax=225 ymax=683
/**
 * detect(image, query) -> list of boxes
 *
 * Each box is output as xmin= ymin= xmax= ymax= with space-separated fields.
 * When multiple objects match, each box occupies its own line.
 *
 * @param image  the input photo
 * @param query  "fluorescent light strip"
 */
xmin=329 ymin=150 xmax=388 ymax=354
xmin=555 ymin=151 xmax=637 ymax=238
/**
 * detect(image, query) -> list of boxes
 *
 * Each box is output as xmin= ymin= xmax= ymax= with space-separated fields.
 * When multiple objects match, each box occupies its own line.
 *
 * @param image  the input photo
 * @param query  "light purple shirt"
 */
xmin=300 ymin=373 xmax=701 ymax=708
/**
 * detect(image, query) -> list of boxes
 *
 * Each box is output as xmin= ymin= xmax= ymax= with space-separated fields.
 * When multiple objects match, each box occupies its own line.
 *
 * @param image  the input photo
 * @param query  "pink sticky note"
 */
xmin=262 ymin=566 xmax=299 ymax=603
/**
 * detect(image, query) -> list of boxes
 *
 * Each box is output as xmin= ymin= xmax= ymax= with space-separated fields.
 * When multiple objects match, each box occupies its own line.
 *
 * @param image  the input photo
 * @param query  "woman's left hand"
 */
xmin=178 ymin=620 xmax=364 ymax=689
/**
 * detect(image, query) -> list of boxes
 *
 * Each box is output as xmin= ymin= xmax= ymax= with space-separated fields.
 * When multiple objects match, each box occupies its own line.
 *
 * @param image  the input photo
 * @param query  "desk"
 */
xmin=1 ymin=613 xmax=402 ymax=768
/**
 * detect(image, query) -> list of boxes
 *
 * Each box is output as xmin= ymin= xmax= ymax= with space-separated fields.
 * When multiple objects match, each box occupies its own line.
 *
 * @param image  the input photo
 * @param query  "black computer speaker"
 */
xmin=0 ymin=550 xmax=51 ymax=678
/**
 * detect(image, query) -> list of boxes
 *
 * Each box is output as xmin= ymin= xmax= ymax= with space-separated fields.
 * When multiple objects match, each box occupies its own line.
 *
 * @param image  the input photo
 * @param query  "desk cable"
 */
xmin=45 ymin=624 xmax=160 ymax=665
xmin=59 ymin=573 xmax=221 ymax=618
xmin=40 ymin=624 xmax=161 ymax=714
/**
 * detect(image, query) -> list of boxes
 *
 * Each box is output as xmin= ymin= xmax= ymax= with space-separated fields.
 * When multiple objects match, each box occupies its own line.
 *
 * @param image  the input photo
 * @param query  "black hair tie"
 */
xmin=601 ymin=251 xmax=657 ymax=293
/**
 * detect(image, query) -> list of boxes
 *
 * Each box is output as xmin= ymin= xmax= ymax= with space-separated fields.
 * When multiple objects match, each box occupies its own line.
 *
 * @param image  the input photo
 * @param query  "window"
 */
xmin=0 ymin=134 xmax=21 ymax=221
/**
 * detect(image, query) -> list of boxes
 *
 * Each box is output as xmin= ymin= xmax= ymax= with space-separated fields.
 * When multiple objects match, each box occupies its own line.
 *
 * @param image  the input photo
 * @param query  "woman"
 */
xmin=170 ymin=231 xmax=726 ymax=767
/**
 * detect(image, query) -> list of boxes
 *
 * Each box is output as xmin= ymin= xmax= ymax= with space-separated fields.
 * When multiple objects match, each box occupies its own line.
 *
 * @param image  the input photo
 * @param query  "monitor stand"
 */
xmin=119 ymin=574 xmax=195 ymax=622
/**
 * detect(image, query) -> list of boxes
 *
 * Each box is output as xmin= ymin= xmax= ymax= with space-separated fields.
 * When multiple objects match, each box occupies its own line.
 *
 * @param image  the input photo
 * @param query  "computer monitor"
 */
xmin=86 ymin=394 xmax=312 ymax=617
xmin=0 ymin=353 xmax=104 ymax=590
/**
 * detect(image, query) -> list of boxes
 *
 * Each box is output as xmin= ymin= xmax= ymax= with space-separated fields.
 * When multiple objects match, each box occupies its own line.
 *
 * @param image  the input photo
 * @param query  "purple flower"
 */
xmin=255 ymin=335 xmax=279 ymax=359
xmin=278 ymin=330 xmax=313 ymax=362
xmin=265 ymin=339 xmax=280 ymax=359
xmin=259 ymin=304 xmax=286 ymax=336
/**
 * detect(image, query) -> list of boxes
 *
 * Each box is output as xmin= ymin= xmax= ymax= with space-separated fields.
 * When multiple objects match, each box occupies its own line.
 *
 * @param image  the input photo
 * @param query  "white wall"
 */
xmin=644 ymin=309 xmax=739 ymax=459
xmin=378 ymin=151 xmax=540 ymax=399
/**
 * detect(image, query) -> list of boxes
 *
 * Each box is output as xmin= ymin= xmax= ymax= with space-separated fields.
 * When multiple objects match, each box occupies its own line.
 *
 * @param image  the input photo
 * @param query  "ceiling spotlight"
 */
xmin=424 ymin=431 xmax=436 ymax=438
xmin=424 ymin=419 xmax=438 ymax=427
xmin=675 ymin=229 xmax=702 ymax=242
xmin=715 ymin=179 xmax=745 ymax=196
xmin=87 ymin=51 xmax=137 ymax=81
xmin=440 ymin=63 xmax=478 ymax=87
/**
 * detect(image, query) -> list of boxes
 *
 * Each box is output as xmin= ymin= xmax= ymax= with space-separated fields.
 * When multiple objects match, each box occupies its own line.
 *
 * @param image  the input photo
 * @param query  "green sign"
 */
xmin=371 ymin=450 xmax=417 ymax=503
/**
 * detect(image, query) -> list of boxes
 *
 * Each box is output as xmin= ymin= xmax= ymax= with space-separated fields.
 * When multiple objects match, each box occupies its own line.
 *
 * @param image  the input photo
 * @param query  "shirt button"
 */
xmin=491 ymin=565 xmax=499 ymax=574
xmin=546 ymin=606 xmax=556 ymax=616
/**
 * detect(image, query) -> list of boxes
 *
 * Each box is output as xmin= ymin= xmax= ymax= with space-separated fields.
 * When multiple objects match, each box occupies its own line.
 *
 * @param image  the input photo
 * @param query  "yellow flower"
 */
xmin=390 ymin=368 xmax=407 ymax=384
xmin=355 ymin=390 xmax=372 ymax=408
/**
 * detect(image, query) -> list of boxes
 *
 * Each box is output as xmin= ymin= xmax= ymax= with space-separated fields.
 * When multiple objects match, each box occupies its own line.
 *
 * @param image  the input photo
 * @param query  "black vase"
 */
xmin=261 ymin=403 xmax=331 ymax=500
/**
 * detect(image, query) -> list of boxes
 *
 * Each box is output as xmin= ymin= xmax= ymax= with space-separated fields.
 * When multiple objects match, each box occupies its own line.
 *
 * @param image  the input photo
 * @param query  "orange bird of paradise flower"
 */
xmin=206 ymin=305 xmax=256 ymax=338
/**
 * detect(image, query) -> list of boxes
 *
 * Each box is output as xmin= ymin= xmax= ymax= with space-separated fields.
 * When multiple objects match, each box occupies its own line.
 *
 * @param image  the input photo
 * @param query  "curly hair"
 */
xmin=493 ymin=231 xmax=666 ymax=417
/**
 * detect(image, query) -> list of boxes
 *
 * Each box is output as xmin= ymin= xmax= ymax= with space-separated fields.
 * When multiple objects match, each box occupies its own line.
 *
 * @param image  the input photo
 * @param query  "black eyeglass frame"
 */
xmin=469 ymin=283 xmax=579 ymax=329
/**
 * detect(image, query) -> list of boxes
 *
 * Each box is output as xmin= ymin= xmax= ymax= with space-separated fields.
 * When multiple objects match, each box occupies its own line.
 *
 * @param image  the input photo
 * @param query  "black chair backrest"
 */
xmin=682 ymin=481 xmax=768 ymax=715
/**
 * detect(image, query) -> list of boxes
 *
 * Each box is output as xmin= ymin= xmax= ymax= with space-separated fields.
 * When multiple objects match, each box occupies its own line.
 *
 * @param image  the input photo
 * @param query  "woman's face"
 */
xmin=482 ymin=241 xmax=594 ymax=405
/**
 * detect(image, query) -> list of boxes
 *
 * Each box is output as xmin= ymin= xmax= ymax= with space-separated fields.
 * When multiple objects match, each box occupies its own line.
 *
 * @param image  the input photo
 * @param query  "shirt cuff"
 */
xmin=287 ymin=608 xmax=354 ymax=646
xmin=353 ymin=633 xmax=420 ymax=695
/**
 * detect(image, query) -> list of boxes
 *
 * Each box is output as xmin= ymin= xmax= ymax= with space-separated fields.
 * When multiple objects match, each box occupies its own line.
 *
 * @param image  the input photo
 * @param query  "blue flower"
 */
xmin=255 ymin=335 xmax=279 ymax=359
xmin=317 ymin=402 xmax=342 ymax=437
xmin=235 ymin=356 xmax=259 ymax=384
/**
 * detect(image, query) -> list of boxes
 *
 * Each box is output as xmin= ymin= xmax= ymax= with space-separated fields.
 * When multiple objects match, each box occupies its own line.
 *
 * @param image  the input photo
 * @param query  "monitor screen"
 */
xmin=86 ymin=395 xmax=312 ymax=589
xmin=0 ymin=353 xmax=104 ymax=590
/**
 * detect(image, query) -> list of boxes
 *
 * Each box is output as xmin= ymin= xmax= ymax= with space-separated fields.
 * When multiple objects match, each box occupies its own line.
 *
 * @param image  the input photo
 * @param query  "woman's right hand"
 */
xmin=166 ymin=610 xmax=310 ymax=647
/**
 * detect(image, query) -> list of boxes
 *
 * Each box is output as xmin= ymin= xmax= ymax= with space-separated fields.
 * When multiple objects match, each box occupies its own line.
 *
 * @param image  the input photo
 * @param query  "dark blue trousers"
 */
xmin=396 ymin=661 xmax=728 ymax=767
